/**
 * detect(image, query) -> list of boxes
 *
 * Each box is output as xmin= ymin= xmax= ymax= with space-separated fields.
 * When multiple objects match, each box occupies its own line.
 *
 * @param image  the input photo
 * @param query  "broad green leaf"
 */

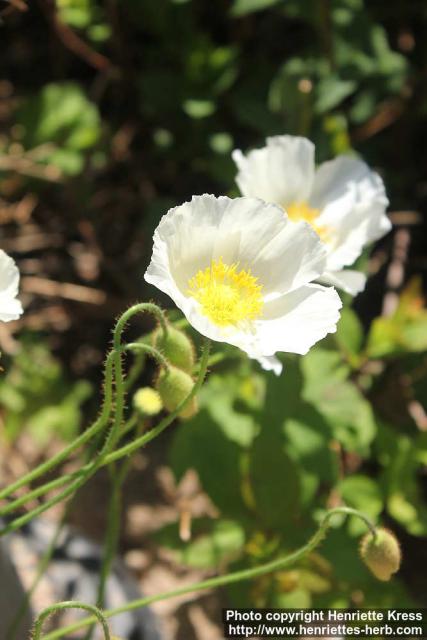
xmin=15 ymin=83 xmax=101 ymax=176
xmin=283 ymin=407 xmax=338 ymax=506
xmin=302 ymin=348 xmax=376 ymax=454
xmin=335 ymin=306 xmax=364 ymax=360
xmin=199 ymin=372 xmax=260 ymax=447
xmin=17 ymin=83 xmax=100 ymax=150
xmin=249 ymin=425 xmax=301 ymax=531
xmin=381 ymin=433 xmax=427 ymax=536
xmin=170 ymin=409 xmax=247 ymax=518
xmin=0 ymin=339 xmax=91 ymax=443
xmin=339 ymin=475 xmax=383 ymax=535
xmin=315 ymin=76 xmax=356 ymax=114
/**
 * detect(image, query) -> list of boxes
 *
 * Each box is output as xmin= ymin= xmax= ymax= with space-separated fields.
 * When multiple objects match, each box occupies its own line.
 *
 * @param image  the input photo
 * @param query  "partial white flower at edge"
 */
xmin=233 ymin=135 xmax=391 ymax=296
xmin=0 ymin=249 xmax=23 ymax=322
xmin=144 ymin=194 xmax=342 ymax=376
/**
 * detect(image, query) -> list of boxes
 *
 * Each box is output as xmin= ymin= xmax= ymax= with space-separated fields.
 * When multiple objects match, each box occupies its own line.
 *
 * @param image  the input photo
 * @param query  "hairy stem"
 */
xmin=0 ymin=350 xmax=115 ymax=507
xmin=32 ymin=602 xmax=111 ymax=640
xmin=38 ymin=506 xmax=377 ymax=640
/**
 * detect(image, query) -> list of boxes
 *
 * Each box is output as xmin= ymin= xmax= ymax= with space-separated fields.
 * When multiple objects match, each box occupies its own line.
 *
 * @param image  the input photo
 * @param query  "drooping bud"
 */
xmin=359 ymin=527 xmax=401 ymax=581
xmin=133 ymin=387 xmax=162 ymax=416
xmin=156 ymin=365 xmax=197 ymax=419
xmin=153 ymin=326 xmax=195 ymax=373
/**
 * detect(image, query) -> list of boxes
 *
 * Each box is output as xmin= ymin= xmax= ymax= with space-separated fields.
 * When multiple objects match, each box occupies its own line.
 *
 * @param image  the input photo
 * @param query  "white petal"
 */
xmin=253 ymin=354 xmax=283 ymax=376
xmin=144 ymin=194 xmax=326 ymax=303
xmin=242 ymin=284 xmax=342 ymax=357
xmin=145 ymin=195 xmax=336 ymax=360
xmin=233 ymin=135 xmax=315 ymax=205
xmin=0 ymin=249 xmax=19 ymax=297
xmin=318 ymin=269 xmax=367 ymax=296
xmin=0 ymin=250 xmax=23 ymax=322
xmin=0 ymin=296 xmax=23 ymax=322
xmin=311 ymin=156 xmax=391 ymax=271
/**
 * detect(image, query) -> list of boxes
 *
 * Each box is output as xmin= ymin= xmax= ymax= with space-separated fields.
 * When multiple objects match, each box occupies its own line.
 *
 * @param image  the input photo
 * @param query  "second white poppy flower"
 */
xmin=233 ymin=135 xmax=391 ymax=296
xmin=144 ymin=195 xmax=342 ymax=374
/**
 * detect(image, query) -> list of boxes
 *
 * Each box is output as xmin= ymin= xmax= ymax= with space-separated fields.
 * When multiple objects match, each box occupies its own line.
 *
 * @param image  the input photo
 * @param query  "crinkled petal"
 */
xmin=311 ymin=156 xmax=391 ymax=271
xmin=239 ymin=284 xmax=342 ymax=357
xmin=311 ymin=155 xmax=388 ymax=212
xmin=233 ymin=136 xmax=315 ymax=205
xmin=0 ymin=250 xmax=23 ymax=322
xmin=144 ymin=194 xmax=326 ymax=304
xmin=0 ymin=296 xmax=23 ymax=322
xmin=318 ymin=269 xmax=367 ymax=296
xmin=145 ymin=195 xmax=339 ymax=363
xmin=0 ymin=249 xmax=20 ymax=297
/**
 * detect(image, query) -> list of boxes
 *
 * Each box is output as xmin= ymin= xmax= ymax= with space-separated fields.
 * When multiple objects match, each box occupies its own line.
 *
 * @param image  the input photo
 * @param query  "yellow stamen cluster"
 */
xmin=286 ymin=201 xmax=329 ymax=241
xmin=188 ymin=258 xmax=263 ymax=327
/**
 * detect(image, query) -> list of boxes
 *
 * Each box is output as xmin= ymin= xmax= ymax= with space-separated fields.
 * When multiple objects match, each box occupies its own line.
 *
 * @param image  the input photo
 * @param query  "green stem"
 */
xmin=96 ymin=477 xmax=121 ymax=605
xmin=0 ymin=303 xmax=167 ymax=509
xmin=0 ymin=475 xmax=77 ymax=517
xmin=103 ymin=337 xmax=210 ymax=465
xmin=86 ymin=307 xmax=168 ymax=639
xmin=94 ymin=420 xmax=145 ymax=616
xmin=113 ymin=303 xmax=168 ymax=347
xmin=7 ymin=510 xmax=68 ymax=640
xmin=0 ymin=338 xmax=210 ymax=536
xmin=118 ymin=412 xmax=139 ymax=439
xmin=0 ymin=350 xmax=115 ymax=507
xmin=32 ymin=602 xmax=111 ymax=640
xmin=38 ymin=506 xmax=377 ymax=640
xmin=109 ymin=304 xmax=168 ymax=453
xmin=125 ymin=342 xmax=170 ymax=370
xmin=1 ymin=349 xmax=164 ymax=520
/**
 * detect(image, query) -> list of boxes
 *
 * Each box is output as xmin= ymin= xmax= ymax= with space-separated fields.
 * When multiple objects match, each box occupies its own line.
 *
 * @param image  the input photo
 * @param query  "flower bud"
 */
xmin=360 ymin=527 xmax=401 ymax=581
xmin=153 ymin=326 xmax=195 ymax=373
xmin=133 ymin=387 xmax=162 ymax=416
xmin=156 ymin=365 xmax=197 ymax=419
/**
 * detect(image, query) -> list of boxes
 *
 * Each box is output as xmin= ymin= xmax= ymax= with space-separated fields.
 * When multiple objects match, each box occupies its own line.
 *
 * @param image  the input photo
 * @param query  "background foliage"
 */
xmin=1 ymin=0 xmax=427 ymax=620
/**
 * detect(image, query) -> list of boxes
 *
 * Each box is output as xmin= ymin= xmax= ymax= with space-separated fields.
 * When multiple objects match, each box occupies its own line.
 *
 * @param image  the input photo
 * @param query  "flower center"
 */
xmin=188 ymin=258 xmax=263 ymax=327
xmin=286 ymin=201 xmax=329 ymax=241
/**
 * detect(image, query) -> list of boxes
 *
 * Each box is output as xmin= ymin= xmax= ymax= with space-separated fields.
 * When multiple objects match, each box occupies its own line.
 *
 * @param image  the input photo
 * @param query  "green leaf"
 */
xmin=182 ymin=99 xmax=216 ymax=119
xmin=339 ymin=475 xmax=383 ymax=535
xmin=302 ymin=348 xmax=376 ymax=454
xmin=249 ymin=425 xmax=301 ymax=531
xmin=273 ymin=588 xmax=312 ymax=607
xmin=335 ymin=306 xmax=364 ymax=360
xmin=0 ymin=338 xmax=91 ymax=443
xmin=15 ymin=83 xmax=101 ymax=176
xmin=230 ymin=0 xmax=283 ymax=17
xmin=366 ymin=278 xmax=427 ymax=357
xmin=155 ymin=518 xmax=245 ymax=569
xmin=200 ymin=373 xmax=259 ymax=447
xmin=170 ymin=409 xmax=247 ymax=518
xmin=315 ymin=76 xmax=356 ymax=114
xmin=381 ymin=432 xmax=427 ymax=536
xmin=17 ymin=83 xmax=100 ymax=150
xmin=283 ymin=407 xmax=338 ymax=506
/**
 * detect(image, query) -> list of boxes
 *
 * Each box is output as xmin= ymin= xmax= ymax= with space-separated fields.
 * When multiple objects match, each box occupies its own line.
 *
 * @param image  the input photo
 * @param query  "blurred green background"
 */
xmin=1 ymin=0 xmax=427 ymax=626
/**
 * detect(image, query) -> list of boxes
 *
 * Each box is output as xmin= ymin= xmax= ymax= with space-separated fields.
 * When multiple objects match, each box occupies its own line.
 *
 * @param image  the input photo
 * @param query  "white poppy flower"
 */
xmin=144 ymin=194 xmax=342 ymax=375
xmin=0 ymin=250 xmax=23 ymax=322
xmin=233 ymin=135 xmax=391 ymax=296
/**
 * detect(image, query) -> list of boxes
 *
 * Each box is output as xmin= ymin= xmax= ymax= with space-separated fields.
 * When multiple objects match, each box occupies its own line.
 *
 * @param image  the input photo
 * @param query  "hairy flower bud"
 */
xmin=153 ymin=326 xmax=195 ymax=373
xmin=156 ymin=365 xmax=197 ymax=419
xmin=133 ymin=387 xmax=162 ymax=416
xmin=360 ymin=527 xmax=401 ymax=582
